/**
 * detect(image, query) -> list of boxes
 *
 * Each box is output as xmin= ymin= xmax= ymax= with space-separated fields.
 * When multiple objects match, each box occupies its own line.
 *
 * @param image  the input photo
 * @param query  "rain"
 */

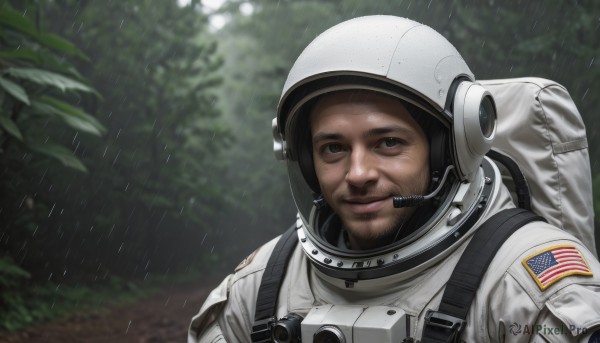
xmin=0 ymin=0 xmax=599 ymax=341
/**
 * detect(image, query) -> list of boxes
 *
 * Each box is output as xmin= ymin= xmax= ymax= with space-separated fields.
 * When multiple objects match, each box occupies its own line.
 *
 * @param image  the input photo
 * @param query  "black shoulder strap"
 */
xmin=250 ymin=224 xmax=298 ymax=343
xmin=421 ymin=208 xmax=544 ymax=343
xmin=486 ymin=149 xmax=532 ymax=211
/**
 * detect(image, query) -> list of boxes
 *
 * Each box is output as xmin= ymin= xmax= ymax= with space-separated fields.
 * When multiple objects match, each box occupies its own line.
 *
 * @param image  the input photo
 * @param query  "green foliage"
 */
xmin=32 ymin=96 xmax=106 ymax=136
xmin=0 ymin=257 xmax=31 ymax=331
xmin=0 ymin=3 xmax=88 ymax=60
xmin=2 ymin=0 xmax=231 ymax=283
xmin=0 ymin=257 xmax=30 ymax=289
xmin=0 ymin=113 xmax=23 ymax=140
xmin=0 ymin=267 xmax=209 ymax=332
xmin=0 ymin=1 xmax=100 ymax=170
xmin=0 ymin=276 xmax=146 ymax=332
xmin=0 ymin=0 xmax=104 ymax=311
xmin=27 ymin=141 xmax=88 ymax=172
xmin=0 ymin=76 xmax=30 ymax=105
xmin=0 ymin=0 xmax=230 ymax=331
xmin=5 ymin=67 xmax=98 ymax=95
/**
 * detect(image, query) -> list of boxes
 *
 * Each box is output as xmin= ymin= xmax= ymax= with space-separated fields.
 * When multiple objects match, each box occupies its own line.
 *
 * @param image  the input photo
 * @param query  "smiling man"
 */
xmin=310 ymin=91 xmax=430 ymax=250
xmin=190 ymin=16 xmax=600 ymax=343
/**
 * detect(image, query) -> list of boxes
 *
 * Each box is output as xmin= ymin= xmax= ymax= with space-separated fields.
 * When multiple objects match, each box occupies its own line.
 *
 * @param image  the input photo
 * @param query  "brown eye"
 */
xmin=324 ymin=143 xmax=343 ymax=154
xmin=380 ymin=138 xmax=400 ymax=148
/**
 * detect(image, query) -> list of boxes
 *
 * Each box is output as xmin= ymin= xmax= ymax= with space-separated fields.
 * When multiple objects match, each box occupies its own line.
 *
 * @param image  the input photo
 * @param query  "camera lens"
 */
xmin=479 ymin=95 xmax=496 ymax=138
xmin=271 ymin=313 xmax=303 ymax=343
xmin=314 ymin=325 xmax=345 ymax=343
xmin=272 ymin=324 xmax=290 ymax=342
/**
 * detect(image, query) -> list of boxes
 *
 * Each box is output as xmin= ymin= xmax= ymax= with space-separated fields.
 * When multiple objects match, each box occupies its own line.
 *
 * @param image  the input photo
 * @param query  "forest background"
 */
xmin=0 ymin=0 xmax=599 ymax=332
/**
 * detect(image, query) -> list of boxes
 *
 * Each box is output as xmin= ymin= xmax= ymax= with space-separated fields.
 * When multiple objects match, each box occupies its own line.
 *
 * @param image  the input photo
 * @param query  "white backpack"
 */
xmin=480 ymin=77 xmax=596 ymax=255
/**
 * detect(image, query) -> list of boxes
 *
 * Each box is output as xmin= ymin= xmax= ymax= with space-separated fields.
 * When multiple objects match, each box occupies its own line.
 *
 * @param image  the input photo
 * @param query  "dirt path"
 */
xmin=0 ymin=275 xmax=224 ymax=343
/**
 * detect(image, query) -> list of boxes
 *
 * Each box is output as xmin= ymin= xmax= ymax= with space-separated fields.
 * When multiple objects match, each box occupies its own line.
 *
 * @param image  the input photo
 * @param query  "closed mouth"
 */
xmin=344 ymin=196 xmax=389 ymax=213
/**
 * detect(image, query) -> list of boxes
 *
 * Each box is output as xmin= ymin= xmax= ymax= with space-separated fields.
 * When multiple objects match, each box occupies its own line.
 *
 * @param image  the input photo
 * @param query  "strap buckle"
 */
xmin=250 ymin=316 xmax=276 ymax=343
xmin=425 ymin=310 xmax=466 ymax=342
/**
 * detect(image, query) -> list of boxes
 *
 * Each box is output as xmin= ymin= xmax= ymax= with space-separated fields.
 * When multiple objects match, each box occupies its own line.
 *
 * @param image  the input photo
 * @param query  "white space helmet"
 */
xmin=273 ymin=16 xmax=498 ymax=280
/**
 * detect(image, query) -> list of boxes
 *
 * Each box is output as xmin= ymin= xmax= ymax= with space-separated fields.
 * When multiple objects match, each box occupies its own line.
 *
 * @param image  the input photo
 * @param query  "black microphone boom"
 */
xmin=393 ymin=165 xmax=455 ymax=208
xmin=393 ymin=195 xmax=426 ymax=208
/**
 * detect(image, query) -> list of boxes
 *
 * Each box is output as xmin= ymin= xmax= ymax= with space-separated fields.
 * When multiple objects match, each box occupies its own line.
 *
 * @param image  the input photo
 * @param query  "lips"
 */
xmin=344 ymin=196 xmax=390 ymax=214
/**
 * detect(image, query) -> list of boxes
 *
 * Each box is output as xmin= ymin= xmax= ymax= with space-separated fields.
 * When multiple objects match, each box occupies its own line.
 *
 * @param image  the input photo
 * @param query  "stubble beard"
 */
xmin=340 ymin=175 xmax=428 ymax=249
xmin=342 ymin=207 xmax=415 ymax=248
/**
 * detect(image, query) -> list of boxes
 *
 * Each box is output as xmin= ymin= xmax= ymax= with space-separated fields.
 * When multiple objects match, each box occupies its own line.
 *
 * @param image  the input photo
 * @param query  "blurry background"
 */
xmin=0 ymin=0 xmax=598 ymax=333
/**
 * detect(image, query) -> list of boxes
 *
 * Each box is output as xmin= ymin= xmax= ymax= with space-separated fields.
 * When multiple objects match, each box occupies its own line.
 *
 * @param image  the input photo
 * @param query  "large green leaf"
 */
xmin=0 ymin=4 xmax=87 ymax=60
xmin=41 ymin=96 xmax=106 ymax=134
xmin=0 ymin=4 xmax=37 ymax=38
xmin=4 ymin=68 xmax=99 ymax=96
xmin=0 ymin=77 xmax=30 ymax=105
xmin=27 ymin=141 xmax=88 ymax=173
xmin=0 ymin=50 xmax=86 ymax=80
xmin=0 ymin=114 xmax=23 ymax=141
xmin=37 ymin=33 xmax=89 ymax=61
xmin=29 ymin=98 xmax=105 ymax=136
xmin=0 ymin=49 xmax=42 ymax=65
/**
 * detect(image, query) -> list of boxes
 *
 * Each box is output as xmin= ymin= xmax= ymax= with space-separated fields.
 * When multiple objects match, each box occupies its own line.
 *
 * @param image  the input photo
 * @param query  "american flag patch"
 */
xmin=522 ymin=245 xmax=593 ymax=291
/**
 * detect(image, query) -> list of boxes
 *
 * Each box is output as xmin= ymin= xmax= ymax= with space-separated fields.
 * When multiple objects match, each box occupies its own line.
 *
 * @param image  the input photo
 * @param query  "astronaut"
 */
xmin=189 ymin=16 xmax=600 ymax=342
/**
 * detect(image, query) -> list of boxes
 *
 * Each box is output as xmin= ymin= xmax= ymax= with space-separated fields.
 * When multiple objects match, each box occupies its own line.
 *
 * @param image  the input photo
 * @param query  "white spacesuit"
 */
xmin=189 ymin=16 xmax=600 ymax=343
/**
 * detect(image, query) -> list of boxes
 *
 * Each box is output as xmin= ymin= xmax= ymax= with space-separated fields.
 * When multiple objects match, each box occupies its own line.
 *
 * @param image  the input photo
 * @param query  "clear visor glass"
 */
xmin=286 ymin=159 xmax=316 ymax=230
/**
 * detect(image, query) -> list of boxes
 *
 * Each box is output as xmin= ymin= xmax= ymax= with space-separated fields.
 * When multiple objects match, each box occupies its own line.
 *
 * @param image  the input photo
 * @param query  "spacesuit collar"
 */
xmin=318 ymin=203 xmax=435 ymax=251
xmin=308 ymin=242 xmax=467 ymax=315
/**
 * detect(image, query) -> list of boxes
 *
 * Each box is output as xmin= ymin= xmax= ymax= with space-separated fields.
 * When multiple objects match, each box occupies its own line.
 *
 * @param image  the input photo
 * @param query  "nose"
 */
xmin=345 ymin=147 xmax=378 ymax=188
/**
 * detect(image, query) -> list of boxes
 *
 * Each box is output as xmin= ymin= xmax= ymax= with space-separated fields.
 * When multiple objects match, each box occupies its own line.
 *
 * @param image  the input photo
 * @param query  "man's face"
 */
xmin=310 ymin=91 xmax=430 ymax=250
